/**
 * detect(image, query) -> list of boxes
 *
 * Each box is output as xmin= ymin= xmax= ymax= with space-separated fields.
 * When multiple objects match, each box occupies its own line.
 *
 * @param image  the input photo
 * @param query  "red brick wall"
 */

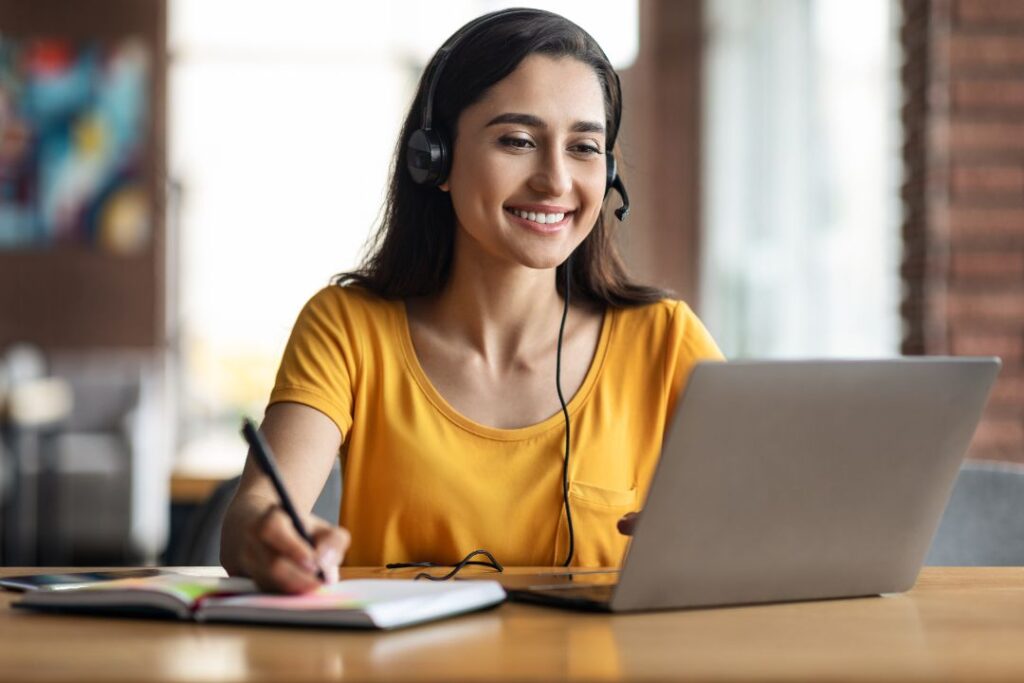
xmin=902 ymin=0 xmax=1024 ymax=463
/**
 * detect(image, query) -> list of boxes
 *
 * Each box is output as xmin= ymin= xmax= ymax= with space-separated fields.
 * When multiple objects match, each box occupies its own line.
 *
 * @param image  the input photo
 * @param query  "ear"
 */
xmin=439 ymin=182 xmax=450 ymax=192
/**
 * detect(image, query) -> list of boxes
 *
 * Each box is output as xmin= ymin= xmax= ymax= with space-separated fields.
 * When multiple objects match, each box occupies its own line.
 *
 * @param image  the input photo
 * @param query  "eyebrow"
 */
xmin=484 ymin=112 xmax=605 ymax=135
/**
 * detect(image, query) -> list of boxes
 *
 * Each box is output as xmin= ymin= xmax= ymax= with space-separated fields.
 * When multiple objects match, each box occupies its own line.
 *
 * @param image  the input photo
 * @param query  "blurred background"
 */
xmin=0 ymin=0 xmax=1020 ymax=566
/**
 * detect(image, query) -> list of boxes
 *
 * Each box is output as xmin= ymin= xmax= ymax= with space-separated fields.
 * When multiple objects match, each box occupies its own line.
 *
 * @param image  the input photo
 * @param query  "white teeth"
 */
xmin=510 ymin=209 xmax=566 ymax=224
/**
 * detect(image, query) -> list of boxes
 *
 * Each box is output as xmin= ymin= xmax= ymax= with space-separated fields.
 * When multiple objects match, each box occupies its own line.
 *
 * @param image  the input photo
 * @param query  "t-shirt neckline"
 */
xmin=394 ymin=299 xmax=614 ymax=441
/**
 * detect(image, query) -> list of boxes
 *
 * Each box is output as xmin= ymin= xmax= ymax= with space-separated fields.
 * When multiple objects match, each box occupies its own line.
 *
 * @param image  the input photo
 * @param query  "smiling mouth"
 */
xmin=504 ymin=207 xmax=575 ymax=230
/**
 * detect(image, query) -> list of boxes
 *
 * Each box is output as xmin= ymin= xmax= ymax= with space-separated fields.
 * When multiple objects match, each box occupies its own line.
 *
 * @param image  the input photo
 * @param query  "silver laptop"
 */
xmin=506 ymin=358 xmax=1000 ymax=611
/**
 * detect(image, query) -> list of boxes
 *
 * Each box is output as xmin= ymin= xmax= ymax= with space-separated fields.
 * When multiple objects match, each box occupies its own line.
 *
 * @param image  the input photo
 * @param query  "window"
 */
xmin=702 ymin=0 xmax=900 ymax=358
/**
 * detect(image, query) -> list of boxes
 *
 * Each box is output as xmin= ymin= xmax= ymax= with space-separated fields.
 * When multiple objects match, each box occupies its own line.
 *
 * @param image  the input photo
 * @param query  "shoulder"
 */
xmin=612 ymin=298 xmax=696 ymax=335
xmin=303 ymin=283 xmax=391 ymax=316
xmin=284 ymin=285 xmax=399 ymax=361
xmin=611 ymin=299 xmax=724 ymax=361
xmin=295 ymin=284 xmax=396 ymax=331
xmin=279 ymin=284 xmax=400 ymax=379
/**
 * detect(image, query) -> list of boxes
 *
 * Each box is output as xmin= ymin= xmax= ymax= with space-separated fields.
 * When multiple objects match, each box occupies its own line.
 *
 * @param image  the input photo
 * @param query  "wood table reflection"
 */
xmin=2 ymin=566 xmax=1024 ymax=681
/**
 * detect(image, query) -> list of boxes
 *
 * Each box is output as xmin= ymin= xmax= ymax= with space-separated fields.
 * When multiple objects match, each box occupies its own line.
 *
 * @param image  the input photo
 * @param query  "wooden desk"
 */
xmin=2 ymin=566 xmax=1024 ymax=682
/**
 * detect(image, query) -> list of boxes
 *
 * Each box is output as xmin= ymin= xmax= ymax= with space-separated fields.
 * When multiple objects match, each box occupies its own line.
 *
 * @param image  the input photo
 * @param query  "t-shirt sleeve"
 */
xmin=268 ymin=287 xmax=359 ymax=440
xmin=665 ymin=300 xmax=725 ymax=425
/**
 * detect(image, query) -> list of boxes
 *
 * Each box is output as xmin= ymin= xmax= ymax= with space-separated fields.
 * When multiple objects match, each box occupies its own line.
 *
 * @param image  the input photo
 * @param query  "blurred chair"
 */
xmin=168 ymin=458 xmax=342 ymax=567
xmin=926 ymin=461 xmax=1024 ymax=565
xmin=0 ymin=349 xmax=168 ymax=566
xmin=45 ymin=354 xmax=161 ymax=565
xmin=1 ymin=377 xmax=74 ymax=565
xmin=1 ymin=345 xmax=77 ymax=565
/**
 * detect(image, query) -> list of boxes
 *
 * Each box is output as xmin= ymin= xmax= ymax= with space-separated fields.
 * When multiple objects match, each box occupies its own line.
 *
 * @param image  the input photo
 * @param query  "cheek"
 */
xmin=448 ymin=153 xmax=509 ymax=214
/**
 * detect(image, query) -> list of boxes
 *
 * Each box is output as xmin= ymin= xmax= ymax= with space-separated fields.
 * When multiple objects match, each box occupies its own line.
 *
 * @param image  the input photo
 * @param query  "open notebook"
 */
xmin=13 ymin=574 xmax=506 ymax=630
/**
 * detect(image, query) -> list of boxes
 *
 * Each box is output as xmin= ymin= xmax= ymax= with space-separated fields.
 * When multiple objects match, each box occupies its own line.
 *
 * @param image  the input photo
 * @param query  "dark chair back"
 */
xmin=169 ymin=459 xmax=341 ymax=566
xmin=926 ymin=461 xmax=1024 ymax=565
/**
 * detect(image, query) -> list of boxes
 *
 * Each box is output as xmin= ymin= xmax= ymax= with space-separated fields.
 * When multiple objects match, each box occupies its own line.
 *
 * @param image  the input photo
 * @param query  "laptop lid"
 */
xmin=610 ymin=357 xmax=1000 ymax=612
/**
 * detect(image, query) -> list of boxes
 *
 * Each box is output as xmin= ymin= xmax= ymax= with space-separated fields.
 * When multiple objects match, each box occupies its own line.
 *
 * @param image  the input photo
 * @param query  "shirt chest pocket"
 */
xmin=554 ymin=480 xmax=637 ymax=568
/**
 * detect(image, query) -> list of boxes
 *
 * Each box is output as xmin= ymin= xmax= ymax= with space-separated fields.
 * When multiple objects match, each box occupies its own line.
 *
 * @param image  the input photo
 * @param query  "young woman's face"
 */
xmin=442 ymin=54 xmax=608 ymax=272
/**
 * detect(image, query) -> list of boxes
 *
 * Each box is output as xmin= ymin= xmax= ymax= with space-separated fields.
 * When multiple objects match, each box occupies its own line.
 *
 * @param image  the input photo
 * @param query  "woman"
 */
xmin=220 ymin=8 xmax=723 ymax=593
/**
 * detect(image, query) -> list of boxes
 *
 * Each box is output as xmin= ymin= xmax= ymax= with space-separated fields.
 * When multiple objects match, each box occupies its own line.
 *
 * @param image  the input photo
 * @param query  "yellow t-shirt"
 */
xmin=270 ymin=285 xmax=724 ymax=568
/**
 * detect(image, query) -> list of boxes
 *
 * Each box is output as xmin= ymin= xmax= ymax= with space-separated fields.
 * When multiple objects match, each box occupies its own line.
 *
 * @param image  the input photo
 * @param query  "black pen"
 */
xmin=241 ymin=417 xmax=327 ymax=582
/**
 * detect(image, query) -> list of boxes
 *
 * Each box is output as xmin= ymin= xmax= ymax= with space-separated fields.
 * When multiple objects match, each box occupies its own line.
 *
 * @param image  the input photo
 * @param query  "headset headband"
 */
xmin=420 ymin=8 xmax=622 ymax=148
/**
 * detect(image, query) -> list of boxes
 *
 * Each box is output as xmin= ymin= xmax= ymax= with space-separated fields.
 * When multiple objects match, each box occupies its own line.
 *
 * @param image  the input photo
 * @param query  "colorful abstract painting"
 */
xmin=0 ymin=36 xmax=150 ymax=252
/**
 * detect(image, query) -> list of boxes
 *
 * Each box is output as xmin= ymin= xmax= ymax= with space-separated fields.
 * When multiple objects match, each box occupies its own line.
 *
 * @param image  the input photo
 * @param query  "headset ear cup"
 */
xmin=605 ymin=152 xmax=617 ymax=196
xmin=605 ymin=152 xmax=630 ymax=220
xmin=406 ymin=128 xmax=450 ymax=186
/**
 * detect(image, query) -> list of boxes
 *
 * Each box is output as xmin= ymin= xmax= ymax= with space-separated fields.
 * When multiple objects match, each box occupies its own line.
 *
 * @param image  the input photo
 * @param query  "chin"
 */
xmin=513 ymin=248 xmax=572 ymax=271
xmin=504 ymin=236 xmax=582 ymax=271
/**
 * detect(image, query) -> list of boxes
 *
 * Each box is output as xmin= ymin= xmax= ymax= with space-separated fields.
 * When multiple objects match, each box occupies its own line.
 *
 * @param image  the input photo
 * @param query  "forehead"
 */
xmin=469 ymin=54 xmax=607 ymax=126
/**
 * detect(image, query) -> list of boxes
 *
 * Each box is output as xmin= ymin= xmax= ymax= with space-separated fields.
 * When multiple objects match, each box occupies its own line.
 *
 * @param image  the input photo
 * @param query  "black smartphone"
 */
xmin=0 ymin=569 xmax=171 ymax=592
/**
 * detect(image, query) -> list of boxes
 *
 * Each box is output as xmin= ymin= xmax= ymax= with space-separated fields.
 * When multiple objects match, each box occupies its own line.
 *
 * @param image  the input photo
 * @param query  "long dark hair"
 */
xmin=336 ymin=8 xmax=668 ymax=308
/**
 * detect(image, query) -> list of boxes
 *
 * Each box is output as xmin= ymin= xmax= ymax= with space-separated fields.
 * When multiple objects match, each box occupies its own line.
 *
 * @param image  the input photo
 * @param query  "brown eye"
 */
xmin=571 ymin=144 xmax=602 ymax=155
xmin=499 ymin=136 xmax=534 ymax=149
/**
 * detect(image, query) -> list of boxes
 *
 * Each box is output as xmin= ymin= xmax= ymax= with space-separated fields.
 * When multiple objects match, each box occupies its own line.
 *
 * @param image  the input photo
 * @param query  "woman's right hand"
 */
xmin=233 ymin=501 xmax=351 ymax=594
xmin=220 ymin=403 xmax=348 ymax=593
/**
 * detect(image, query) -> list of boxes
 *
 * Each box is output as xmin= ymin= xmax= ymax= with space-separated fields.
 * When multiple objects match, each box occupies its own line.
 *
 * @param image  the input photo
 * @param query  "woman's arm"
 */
xmin=220 ymin=401 xmax=350 ymax=593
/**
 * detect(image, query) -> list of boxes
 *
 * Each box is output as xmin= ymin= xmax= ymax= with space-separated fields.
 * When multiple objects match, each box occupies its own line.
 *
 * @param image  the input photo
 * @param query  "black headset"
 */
xmin=405 ymin=7 xmax=631 ymax=221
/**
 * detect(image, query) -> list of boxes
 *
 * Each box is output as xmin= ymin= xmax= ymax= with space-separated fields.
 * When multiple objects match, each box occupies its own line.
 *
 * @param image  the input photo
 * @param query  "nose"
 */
xmin=528 ymin=147 xmax=572 ymax=198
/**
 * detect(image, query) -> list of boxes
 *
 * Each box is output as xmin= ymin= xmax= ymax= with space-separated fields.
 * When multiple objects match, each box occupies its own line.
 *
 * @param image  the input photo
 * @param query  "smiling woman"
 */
xmin=219 ymin=8 xmax=724 ymax=594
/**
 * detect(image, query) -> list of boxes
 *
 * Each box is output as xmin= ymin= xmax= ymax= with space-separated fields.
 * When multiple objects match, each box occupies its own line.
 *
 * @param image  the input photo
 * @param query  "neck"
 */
xmin=414 ymin=238 xmax=569 ymax=371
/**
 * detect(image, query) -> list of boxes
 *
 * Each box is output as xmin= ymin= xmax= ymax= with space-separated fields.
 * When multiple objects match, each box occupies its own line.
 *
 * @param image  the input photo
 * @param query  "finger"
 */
xmin=256 ymin=506 xmax=319 ymax=572
xmin=617 ymin=512 xmax=639 ymax=536
xmin=242 ymin=525 xmax=318 ymax=593
xmin=265 ymin=553 xmax=323 ymax=594
xmin=310 ymin=524 xmax=351 ymax=583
